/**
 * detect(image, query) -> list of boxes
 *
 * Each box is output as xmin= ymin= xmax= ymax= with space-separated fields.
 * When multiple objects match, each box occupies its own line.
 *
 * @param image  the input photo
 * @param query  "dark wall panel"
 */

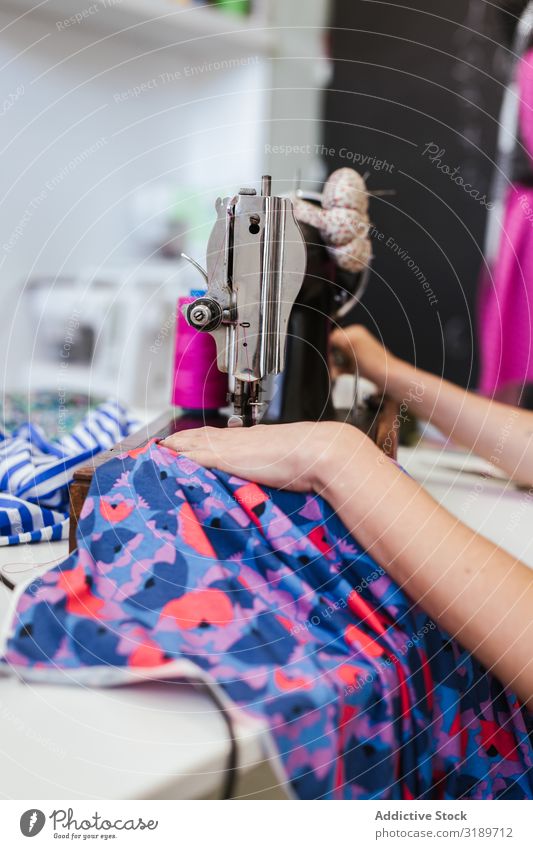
xmin=325 ymin=0 xmax=511 ymax=386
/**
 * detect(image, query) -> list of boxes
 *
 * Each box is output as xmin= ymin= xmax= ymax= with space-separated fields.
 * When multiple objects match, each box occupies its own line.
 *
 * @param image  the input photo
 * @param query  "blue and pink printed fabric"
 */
xmin=1 ymin=440 xmax=532 ymax=799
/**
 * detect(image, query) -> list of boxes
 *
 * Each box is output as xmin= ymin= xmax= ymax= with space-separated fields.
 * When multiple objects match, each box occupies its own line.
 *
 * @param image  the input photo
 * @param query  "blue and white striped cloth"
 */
xmin=0 ymin=402 xmax=138 ymax=545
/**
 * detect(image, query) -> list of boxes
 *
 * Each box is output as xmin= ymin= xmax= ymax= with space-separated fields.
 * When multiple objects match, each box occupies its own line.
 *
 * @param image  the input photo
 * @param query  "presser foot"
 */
xmin=229 ymin=381 xmax=264 ymax=427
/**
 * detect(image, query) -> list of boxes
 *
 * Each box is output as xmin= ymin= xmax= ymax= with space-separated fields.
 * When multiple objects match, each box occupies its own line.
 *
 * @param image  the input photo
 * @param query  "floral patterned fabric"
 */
xmin=2 ymin=440 xmax=532 ymax=799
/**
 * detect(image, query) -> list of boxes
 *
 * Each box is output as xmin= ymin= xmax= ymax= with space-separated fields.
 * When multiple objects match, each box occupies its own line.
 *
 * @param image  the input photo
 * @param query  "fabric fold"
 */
xmin=1 ymin=441 xmax=531 ymax=800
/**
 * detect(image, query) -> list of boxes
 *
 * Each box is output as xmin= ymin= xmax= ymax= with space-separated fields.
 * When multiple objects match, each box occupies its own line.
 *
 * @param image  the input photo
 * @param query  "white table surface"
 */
xmin=0 ymin=542 xmax=269 ymax=800
xmin=1 ymin=437 xmax=532 ymax=800
xmin=398 ymin=442 xmax=533 ymax=568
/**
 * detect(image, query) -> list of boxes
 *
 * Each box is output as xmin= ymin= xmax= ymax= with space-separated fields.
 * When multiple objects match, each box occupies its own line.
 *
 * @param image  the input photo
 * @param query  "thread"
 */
xmin=1 ymin=556 xmax=66 ymax=591
xmin=171 ymin=296 xmax=227 ymax=411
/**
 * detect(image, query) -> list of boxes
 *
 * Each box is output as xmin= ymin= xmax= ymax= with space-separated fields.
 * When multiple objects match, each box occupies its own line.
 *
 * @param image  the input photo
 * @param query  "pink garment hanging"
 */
xmin=478 ymin=50 xmax=533 ymax=395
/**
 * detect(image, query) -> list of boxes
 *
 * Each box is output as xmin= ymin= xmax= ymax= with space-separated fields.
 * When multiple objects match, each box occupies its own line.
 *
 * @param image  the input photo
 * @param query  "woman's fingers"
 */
xmin=161 ymin=426 xmax=220 ymax=453
xmin=180 ymin=449 xmax=220 ymax=469
xmin=160 ymin=432 xmax=229 ymax=470
xmin=329 ymin=329 xmax=356 ymax=377
xmin=157 ymin=421 xmax=354 ymax=493
xmin=329 ymin=324 xmax=394 ymax=390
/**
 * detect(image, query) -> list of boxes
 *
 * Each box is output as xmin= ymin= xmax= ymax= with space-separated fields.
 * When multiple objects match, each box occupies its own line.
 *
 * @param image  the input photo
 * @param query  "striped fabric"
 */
xmin=0 ymin=402 xmax=138 ymax=545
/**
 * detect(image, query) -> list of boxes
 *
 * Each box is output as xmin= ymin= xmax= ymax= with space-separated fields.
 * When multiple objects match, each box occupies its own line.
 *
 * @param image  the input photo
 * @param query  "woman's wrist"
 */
xmin=311 ymin=422 xmax=377 ymax=494
xmin=385 ymin=357 xmax=422 ymax=404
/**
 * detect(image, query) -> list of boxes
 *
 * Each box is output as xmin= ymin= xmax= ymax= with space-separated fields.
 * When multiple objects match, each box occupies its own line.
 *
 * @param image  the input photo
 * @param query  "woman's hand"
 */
xmin=330 ymin=324 xmax=399 ymax=389
xmin=161 ymin=420 xmax=371 ymax=493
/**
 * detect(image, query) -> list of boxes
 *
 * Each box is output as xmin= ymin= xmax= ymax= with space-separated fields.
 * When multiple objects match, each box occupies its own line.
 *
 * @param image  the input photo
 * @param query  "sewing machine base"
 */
xmin=68 ymin=398 xmax=398 ymax=552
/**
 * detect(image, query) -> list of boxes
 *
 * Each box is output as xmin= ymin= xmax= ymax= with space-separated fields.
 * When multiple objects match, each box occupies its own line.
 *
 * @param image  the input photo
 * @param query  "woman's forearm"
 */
xmin=315 ymin=434 xmax=533 ymax=708
xmin=387 ymin=359 xmax=533 ymax=485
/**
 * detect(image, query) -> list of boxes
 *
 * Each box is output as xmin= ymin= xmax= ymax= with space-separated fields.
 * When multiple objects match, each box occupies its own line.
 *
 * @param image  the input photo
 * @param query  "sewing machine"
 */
xmin=181 ymin=173 xmax=380 ymax=428
xmin=68 ymin=174 xmax=397 ymax=549
xmin=180 ymin=174 xmax=306 ymax=427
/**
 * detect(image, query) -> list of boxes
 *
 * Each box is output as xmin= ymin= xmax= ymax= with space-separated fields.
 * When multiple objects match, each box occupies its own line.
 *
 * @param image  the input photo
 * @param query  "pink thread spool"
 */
xmin=171 ymin=296 xmax=228 ymax=412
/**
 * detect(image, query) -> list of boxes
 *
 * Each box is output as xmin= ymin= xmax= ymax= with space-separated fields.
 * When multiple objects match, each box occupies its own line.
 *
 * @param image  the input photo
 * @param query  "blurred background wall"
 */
xmin=0 ymin=0 xmax=519 ymax=413
xmin=325 ymin=0 xmax=514 ymax=387
xmin=0 ymin=0 xmax=327 ymax=410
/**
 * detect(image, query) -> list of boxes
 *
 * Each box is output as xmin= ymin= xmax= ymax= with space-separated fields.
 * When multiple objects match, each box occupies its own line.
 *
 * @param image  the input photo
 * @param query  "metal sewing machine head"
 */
xmin=181 ymin=175 xmax=307 ymax=427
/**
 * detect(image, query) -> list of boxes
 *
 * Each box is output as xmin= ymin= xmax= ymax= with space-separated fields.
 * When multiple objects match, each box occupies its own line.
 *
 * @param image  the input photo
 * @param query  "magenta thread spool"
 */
xmin=171 ymin=296 xmax=228 ymax=412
